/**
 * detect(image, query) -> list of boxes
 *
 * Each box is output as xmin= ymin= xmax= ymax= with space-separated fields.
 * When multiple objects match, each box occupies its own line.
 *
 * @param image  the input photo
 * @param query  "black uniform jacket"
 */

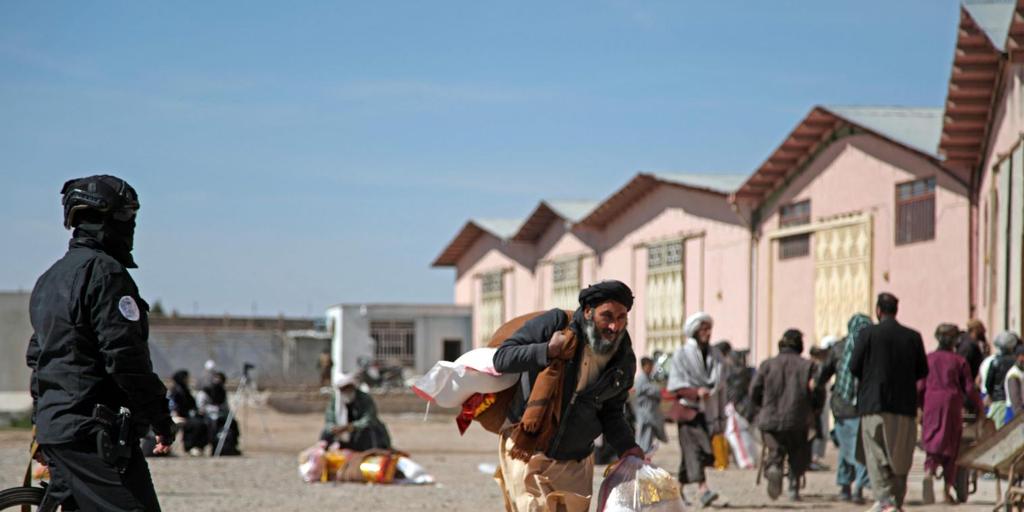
xmin=493 ymin=308 xmax=638 ymax=461
xmin=27 ymin=237 xmax=172 ymax=445
xmin=849 ymin=317 xmax=928 ymax=417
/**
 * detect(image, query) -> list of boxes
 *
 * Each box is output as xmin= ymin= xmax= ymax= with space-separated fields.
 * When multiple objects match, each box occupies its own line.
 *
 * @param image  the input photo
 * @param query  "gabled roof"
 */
xmin=578 ymin=172 xmax=745 ymax=229
xmin=731 ymin=106 xmax=946 ymax=204
xmin=938 ymin=4 xmax=1005 ymax=174
xmin=432 ymin=217 xmax=522 ymax=267
xmin=964 ymin=0 xmax=1016 ymax=51
xmin=511 ymin=199 xmax=599 ymax=242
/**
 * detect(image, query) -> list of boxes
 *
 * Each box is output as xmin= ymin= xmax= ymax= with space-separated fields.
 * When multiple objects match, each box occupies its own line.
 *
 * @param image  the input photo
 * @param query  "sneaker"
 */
xmin=188 ymin=447 xmax=203 ymax=457
xmin=699 ymin=490 xmax=719 ymax=508
xmin=765 ymin=466 xmax=783 ymax=501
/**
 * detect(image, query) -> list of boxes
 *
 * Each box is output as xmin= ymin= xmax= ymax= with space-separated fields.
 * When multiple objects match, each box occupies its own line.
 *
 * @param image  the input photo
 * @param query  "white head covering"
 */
xmin=819 ymin=335 xmax=840 ymax=350
xmin=668 ymin=312 xmax=720 ymax=408
xmin=684 ymin=312 xmax=713 ymax=339
xmin=204 ymin=359 xmax=216 ymax=371
xmin=332 ymin=373 xmax=357 ymax=430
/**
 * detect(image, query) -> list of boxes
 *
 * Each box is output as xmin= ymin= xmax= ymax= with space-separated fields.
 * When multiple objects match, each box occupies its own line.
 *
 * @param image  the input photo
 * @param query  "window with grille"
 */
xmin=779 ymin=234 xmax=811 ymax=259
xmin=369 ymin=320 xmax=415 ymax=367
xmin=551 ymin=258 xmax=580 ymax=310
xmin=646 ymin=240 xmax=684 ymax=353
xmin=779 ymin=200 xmax=811 ymax=228
xmin=896 ymin=177 xmax=936 ymax=245
xmin=479 ymin=271 xmax=504 ymax=345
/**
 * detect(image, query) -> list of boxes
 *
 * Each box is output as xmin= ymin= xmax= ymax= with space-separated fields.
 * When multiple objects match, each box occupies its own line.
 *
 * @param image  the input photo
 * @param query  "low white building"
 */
xmin=325 ymin=303 xmax=472 ymax=379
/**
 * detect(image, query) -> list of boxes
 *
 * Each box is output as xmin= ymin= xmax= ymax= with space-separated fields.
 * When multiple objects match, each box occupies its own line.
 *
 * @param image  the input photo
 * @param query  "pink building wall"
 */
xmin=452 ymin=234 xmax=537 ymax=345
xmin=597 ymin=186 xmax=751 ymax=357
xmin=974 ymin=63 xmax=1024 ymax=335
xmin=753 ymin=133 xmax=969 ymax=358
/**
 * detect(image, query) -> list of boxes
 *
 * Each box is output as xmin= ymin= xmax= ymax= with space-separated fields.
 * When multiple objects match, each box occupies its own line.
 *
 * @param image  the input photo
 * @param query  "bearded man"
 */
xmin=493 ymin=280 xmax=641 ymax=512
xmin=667 ymin=312 xmax=724 ymax=508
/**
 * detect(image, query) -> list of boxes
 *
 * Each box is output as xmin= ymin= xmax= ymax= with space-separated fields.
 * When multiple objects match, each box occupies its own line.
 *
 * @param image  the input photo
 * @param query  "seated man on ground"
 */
xmin=168 ymin=369 xmax=208 ymax=456
xmin=321 ymin=373 xmax=392 ymax=451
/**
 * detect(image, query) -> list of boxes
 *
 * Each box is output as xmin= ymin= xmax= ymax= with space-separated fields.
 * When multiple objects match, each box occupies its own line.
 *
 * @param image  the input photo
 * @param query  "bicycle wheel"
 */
xmin=0 ymin=486 xmax=45 ymax=510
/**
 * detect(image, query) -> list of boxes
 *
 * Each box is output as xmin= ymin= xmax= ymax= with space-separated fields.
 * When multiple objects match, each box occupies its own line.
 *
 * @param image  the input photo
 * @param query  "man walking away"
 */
xmin=958 ymin=320 xmax=987 ymax=382
xmin=816 ymin=313 xmax=872 ymax=504
xmin=849 ymin=293 xmax=928 ymax=512
xmin=986 ymin=331 xmax=1020 ymax=429
xmin=634 ymin=356 xmax=667 ymax=454
xmin=750 ymin=329 xmax=817 ymax=501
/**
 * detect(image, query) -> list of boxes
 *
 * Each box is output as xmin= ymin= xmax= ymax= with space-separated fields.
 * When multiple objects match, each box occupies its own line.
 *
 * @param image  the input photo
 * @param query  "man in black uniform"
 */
xmin=26 ymin=175 xmax=173 ymax=511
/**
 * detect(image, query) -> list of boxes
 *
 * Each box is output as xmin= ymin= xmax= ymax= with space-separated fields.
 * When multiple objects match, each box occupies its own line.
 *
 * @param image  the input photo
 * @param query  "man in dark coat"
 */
xmin=750 ymin=329 xmax=817 ymax=501
xmin=26 ymin=175 xmax=173 ymax=511
xmin=957 ymin=319 xmax=987 ymax=381
xmin=849 ymin=293 xmax=928 ymax=511
xmin=493 ymin=280 xmax=640 ymax=512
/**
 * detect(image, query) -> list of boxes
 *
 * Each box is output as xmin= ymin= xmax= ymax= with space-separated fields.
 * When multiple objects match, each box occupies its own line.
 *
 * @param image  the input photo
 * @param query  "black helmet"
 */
xmin=60 ymin=175 xmax=139 ymax=229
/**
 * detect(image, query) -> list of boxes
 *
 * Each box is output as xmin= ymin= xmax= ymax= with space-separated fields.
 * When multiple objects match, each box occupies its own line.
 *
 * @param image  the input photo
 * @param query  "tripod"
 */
xmin=214 ymin=362 xmax=267 ymax=457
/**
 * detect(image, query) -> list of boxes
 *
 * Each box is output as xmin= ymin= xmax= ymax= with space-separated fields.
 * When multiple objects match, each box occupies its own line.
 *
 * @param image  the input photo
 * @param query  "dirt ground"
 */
xmin=0 ymin=404 xmax=1002 ymax=511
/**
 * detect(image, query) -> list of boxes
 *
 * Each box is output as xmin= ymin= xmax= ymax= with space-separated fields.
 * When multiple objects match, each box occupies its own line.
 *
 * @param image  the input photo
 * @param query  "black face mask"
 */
xmin=74 ymin=218 xmax=137 ymax=268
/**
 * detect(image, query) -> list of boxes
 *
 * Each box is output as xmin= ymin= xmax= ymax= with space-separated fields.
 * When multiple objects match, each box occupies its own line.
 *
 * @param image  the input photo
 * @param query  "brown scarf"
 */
xmin=507 ymin=311 xmax=577 ymax=462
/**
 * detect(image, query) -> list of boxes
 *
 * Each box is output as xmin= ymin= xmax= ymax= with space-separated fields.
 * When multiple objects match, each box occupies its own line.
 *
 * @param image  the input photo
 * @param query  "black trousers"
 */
xmin=762 ymin=428 xmax=811 ymax=484
xmin=41 ymin=441 xmax=161 ymax=512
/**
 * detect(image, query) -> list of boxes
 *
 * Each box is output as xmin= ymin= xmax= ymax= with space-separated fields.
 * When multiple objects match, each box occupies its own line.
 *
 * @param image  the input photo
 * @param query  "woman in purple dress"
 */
xmin=917 ymin=323 xmax=983 ymax=504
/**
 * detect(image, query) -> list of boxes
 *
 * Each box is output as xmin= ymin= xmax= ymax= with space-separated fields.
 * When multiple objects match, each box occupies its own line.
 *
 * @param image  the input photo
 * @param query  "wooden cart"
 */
xmin=957 ymin=414 xmax=1024 ymax=511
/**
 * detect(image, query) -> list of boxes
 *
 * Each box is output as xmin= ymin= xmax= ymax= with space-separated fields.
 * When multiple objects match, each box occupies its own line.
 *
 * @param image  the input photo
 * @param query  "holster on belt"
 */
xmin=92 ymin=404 xmax=133 ymax=469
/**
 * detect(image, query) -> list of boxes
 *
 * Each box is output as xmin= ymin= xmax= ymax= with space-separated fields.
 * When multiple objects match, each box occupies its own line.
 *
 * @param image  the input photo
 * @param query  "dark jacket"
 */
xmin=750 ymin=349 xmax=816 ymax=431
xmin=986 ymin=355 xmax=1016 ymax=402
xmin=816 ymin=340 xmax=858 ymax=419
xmin=957 ymin=332 xmax=985 ymax=380
xmin=493 ymin=308 xmax=638 ymax=461
xmin=849 ymin=317 xmax=928 ymax=417
xmin=26 ymin=237 xmax=172 ymax=444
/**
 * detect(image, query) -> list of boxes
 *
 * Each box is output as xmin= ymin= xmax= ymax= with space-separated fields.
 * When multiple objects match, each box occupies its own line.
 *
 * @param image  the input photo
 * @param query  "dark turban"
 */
xmin=578 ymin=280 xmax=634 ymax=311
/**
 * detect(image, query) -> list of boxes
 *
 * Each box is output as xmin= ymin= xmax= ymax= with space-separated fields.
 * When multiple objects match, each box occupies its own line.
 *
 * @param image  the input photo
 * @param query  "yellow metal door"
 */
xmin=813 ymin=219 xmax=872 ymax=343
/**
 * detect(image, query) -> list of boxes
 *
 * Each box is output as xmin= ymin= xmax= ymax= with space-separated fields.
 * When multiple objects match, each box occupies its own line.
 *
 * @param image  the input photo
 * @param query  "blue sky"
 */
xmin=0 ymin=1 xmax=961 ymax=317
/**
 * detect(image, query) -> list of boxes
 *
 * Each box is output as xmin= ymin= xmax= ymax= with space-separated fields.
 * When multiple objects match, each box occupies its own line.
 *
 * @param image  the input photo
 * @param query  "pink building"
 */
xmin=731 ymin=107 xmax=970 ymax=359
xmin=433 ymin=174 xmax=749 ymax=358
xmin=433 ymin=0 xmax=1024 ymax=363
xmin=939 ymin=0 xmax=1024 ymax=336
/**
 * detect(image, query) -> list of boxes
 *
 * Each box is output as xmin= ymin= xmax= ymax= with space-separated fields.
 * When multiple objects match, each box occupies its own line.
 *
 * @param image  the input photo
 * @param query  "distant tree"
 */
xmin=150 ymin=300 xmax=166 ymax=317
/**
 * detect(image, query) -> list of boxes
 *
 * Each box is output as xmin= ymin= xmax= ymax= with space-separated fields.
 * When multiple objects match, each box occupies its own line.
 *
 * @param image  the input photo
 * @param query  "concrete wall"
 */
xmin=327 ymin=304 xmax=472 ymax=379
xmin=753 ymin=133 xmax=970 ymax=358
xmin=149 ymin=326 xmax=329 ymax=387
xmin=0 ymin=292 xmax=32 ymax=392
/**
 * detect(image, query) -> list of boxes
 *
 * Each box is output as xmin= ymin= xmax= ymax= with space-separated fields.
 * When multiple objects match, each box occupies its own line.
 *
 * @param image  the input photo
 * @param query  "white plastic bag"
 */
xmin=596 ymin=456 xmax=686 ymax=512
xmin=412 ymin=348 xmax=519 ymax=408
xmin=297 ymin=443 xmax=326 ymax=483
xmin=395 ymin=456 xmax=435 ymax=485
xmin=724 ymin=403 xmax=758 ymax=469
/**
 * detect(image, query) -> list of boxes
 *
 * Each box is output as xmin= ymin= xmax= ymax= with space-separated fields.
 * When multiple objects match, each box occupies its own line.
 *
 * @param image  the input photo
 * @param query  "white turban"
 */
xmin=819 ymin=335 xmax=840 ymax=350
xmin=333 ymin=372 xmax=357 ymax=389
xmin=684 ymin=312 xmax=713 ymax=339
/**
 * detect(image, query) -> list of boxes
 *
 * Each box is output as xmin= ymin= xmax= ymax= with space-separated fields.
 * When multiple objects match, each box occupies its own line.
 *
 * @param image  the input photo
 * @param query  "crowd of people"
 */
xmin=631 ymin=292 xmax=1024 ymax=511
xmin=163 ymin=360 xmax=241 ymax=457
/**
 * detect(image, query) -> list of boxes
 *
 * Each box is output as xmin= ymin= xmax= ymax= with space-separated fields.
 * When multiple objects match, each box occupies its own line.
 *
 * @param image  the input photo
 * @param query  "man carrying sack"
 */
xmin=493 ymin=280 xmax=642 ymax=512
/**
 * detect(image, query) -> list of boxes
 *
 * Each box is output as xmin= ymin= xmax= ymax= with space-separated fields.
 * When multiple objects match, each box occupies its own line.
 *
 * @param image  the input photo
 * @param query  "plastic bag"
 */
xmin=596 ymin=456 xmax=686 ymax=512
xmin=297 ymin=443 xmax=327 ymax=483
xmin=724 ymin=403 xmax=758 ymax=470
xmin=412 ymin=348 xmax=519 ymax=408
